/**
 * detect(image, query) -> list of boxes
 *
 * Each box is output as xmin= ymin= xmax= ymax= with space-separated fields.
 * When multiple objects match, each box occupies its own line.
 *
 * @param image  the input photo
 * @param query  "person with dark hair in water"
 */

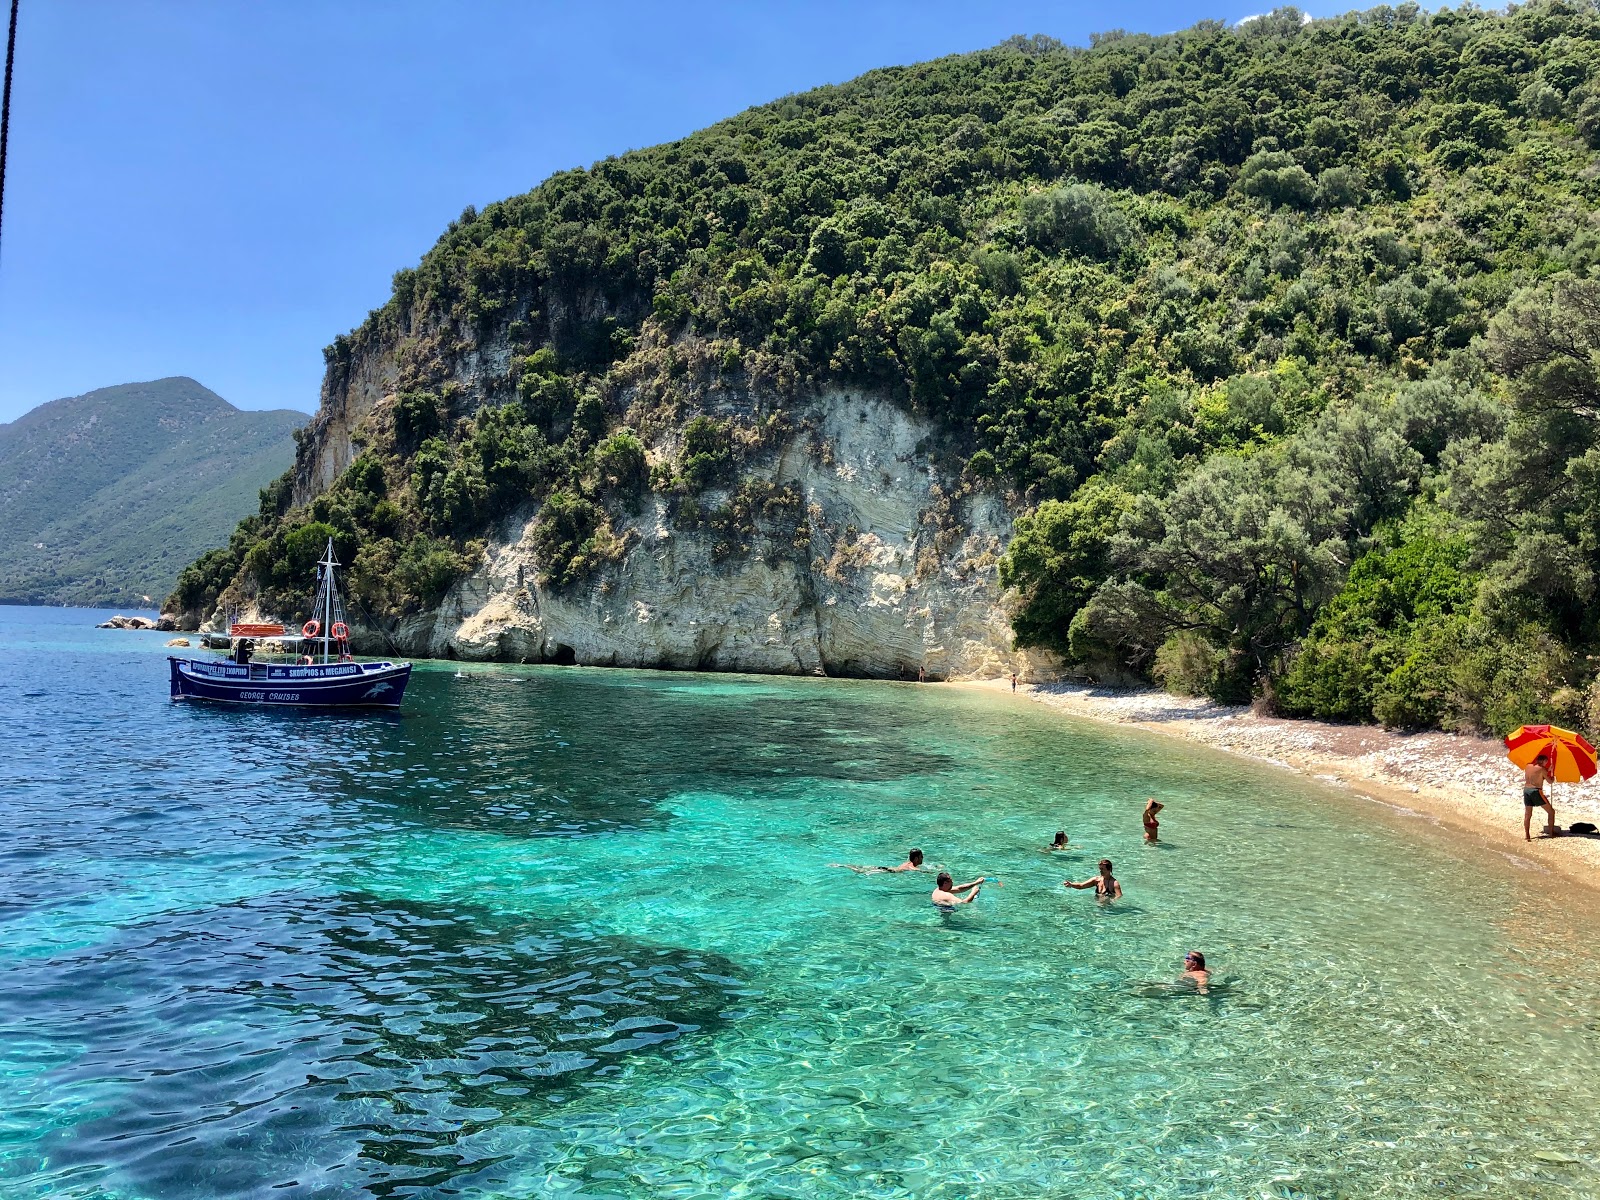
xmin=931 ymin=871 xmax=984 ymax=908
xmin=1044 ymin=831 xmax=1070 ymax=851
xmin=1065 ymin=859 xmax=1121 ymax=900
xmin=1143 ymin=797 xmax=1164 ymax=843
xmin=833 ymin=848 xmax=926 ymax=874
xmin=1182 ymin=951 xmax=1210 ymax=993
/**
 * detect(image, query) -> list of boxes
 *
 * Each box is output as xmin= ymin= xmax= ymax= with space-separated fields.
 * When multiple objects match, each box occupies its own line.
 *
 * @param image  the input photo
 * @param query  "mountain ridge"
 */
xmin=0 ymin=377 xmax=305 ymax=606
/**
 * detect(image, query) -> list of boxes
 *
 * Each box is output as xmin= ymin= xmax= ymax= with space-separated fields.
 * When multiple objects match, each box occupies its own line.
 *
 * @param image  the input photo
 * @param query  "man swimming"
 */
xmin=1044 ymin=831 xmax=1070 ymax=851
xmin=1064 ymin=859 xmax=1121 ymax=900
xmin=1182 ymin=950 xmax=1210 ymax=993
xmin=1523 ymin=753 xmax=1556 ymax=841
xmin=1143 ymin=798 xmax=1164 ymax=842
xmin=931 ymin=871 xmax=984 ymax=907
xmin=832 ymin=848 xmax=927 ymax=874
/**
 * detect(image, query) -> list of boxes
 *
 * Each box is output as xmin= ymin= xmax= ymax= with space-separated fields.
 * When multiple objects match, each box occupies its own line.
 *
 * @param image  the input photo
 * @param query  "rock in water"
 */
xmin=165 ymin=637 xmax=191 ymax=647
xmin=97 ymin=615 xmax=156 ymax=630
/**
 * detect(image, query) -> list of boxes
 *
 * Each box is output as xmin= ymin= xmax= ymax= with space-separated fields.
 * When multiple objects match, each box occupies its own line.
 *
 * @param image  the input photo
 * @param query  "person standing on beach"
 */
xmin=1523 ymin=752 xmax=1556 ymax=841
xmin=1143 ymin=798 xmax=1164 ymax=842
xmin=1010 ymin=672 xmax=1018 ymax=692
xmin=1065 ymin=859 xmax=1121 ymax=900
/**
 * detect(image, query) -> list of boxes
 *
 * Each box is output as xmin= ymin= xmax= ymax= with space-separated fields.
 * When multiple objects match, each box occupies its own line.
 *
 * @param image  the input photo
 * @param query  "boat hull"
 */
xmin=169 ymin=657 xmax=412 ymax=709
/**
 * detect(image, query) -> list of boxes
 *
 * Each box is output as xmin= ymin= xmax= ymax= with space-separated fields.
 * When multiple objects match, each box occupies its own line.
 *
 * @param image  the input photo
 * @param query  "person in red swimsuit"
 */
xmin=1143 ymin=797 xmax=1164 ymax=843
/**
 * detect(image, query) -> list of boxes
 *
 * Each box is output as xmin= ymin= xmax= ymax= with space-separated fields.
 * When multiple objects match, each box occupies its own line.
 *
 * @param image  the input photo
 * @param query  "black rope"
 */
xmin=0 ymin=0 xmax=17 ymax=265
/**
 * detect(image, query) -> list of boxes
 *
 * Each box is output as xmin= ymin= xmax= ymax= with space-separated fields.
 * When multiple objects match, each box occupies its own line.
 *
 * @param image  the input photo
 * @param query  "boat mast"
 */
xmin=319 ymin=537 xmax=338 ymax=665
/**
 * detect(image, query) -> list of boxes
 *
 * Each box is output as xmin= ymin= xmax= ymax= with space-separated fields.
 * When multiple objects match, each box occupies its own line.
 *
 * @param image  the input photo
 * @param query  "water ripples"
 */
xmin=6 ymin=611 xmax=1600 ymax=1198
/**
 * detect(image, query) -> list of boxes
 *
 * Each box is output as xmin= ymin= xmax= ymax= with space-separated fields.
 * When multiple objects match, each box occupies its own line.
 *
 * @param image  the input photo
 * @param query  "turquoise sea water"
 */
xmin=3 ymin=606 xmax=1600 ymax=1198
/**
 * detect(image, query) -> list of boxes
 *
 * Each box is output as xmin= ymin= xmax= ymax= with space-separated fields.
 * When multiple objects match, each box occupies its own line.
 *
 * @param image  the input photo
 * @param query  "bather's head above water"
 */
xmin=908 ymin=848 xmax=924 ymax=867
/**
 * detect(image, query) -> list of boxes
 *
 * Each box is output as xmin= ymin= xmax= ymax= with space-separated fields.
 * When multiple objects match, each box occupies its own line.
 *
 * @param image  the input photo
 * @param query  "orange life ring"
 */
xmin=331 ymin=622 xmax=349 ymax=640
xmin=302 ymin=620 xmax=320 ymax=638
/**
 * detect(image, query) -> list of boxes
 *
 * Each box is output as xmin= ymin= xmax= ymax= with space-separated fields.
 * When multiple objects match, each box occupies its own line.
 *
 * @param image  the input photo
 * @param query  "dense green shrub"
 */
xmin=1020 ymin=184 xmax=1134 ymax=259
xmin=1000 ymin=479 xmax=1131 ymax=657
xmin=676 ymin=417 xmax=736 ymax=492
xmin=1153 ymin=632 xmax=1222 ymax=698
xmin=1277 ymin=519 xmax=1476 ymax=726
xmin=594 ymin=430 xmax=648 ymax=504
xmin=394 ymin=390 xmax=442 ymax=444
xmin=1237 ymin=150 xmax=1317 ymax=209
xmin=394 ymin=534 xmax=467 ymax=606
xmin=166 ymin=545 xmax=240 ymax=619
xmin=529 ymin=491 xmax=619 ymax=589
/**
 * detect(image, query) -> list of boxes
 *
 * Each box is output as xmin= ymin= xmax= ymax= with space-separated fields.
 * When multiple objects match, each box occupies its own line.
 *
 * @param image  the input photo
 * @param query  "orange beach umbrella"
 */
xmin=1504 ymin=724 xmax=1599 ymax=784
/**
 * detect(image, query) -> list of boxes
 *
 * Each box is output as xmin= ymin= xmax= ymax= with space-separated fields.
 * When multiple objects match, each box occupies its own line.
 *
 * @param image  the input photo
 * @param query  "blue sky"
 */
xmin=0 ymin=0 xmax=1347 ymax=423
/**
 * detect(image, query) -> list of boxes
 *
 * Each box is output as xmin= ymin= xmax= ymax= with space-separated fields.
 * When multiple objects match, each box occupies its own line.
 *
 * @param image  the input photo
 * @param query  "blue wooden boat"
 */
xmin=169 ymin=538 xmax=412 ymax=709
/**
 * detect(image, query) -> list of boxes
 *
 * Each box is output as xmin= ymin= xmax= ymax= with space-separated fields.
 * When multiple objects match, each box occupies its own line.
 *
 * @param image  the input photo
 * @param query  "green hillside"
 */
xmin=187 ymin=3 xmax=1600 ymax=732
xmin=0 ymin=378 xmax=305 ymax=606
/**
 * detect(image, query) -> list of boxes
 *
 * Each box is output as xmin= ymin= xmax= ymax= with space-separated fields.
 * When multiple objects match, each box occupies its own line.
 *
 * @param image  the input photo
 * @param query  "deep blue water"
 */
xmin=3 ymin=605 xmax=1600 ymax=1198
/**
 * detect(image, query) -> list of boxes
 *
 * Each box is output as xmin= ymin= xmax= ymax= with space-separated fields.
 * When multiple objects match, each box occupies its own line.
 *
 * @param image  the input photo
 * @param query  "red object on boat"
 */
xmin=229 ymin=623 xmax=286 ymax=637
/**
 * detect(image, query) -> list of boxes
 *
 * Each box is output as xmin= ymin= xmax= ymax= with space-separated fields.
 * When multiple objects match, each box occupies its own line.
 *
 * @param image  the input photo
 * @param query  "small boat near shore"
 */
xmin=168 ymin=539 xmax=411 ymax=710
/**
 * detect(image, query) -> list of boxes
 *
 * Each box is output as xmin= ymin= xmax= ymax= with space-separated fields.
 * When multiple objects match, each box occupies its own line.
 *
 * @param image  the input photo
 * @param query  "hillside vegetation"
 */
xmin=0 ymin=378 xmax=304 ymax=606
xmin=183 ymin=2 xmax=1600 ymax=732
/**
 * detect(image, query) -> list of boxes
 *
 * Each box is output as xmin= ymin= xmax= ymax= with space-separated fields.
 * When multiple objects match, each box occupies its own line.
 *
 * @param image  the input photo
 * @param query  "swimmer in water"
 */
xmin=1182 ymin=950 xmax=1210 ymax=993
xmin=1044 ymin=831 xmax=1070 ymax=851
xmin=1143 ymin=797 xmax=1163 ymax=842
xmin=832 ymin=848 xmax=927 ymax=874
xmin=931 ymin=871 xmax=984 ymax=907
xmin=1064 ymin=859 xmax=1121 ymax=900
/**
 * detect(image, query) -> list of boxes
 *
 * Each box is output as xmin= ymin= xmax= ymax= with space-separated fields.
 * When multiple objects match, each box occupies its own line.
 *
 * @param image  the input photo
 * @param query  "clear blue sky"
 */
xmin=0 ymin=0 xmax=1348 ymax=423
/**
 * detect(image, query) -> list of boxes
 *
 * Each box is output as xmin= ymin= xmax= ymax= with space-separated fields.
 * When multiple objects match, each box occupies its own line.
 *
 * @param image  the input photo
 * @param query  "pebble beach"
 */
xmin=966 ymin=678 xmax=1600 ymax=892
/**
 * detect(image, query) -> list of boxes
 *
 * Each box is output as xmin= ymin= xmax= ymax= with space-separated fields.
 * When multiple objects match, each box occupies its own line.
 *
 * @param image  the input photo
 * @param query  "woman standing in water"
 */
xmin=1064 ymin=859 xmax=1121 ymax=900
xmin=1143 ymin=797 xmax=1164 ymax=842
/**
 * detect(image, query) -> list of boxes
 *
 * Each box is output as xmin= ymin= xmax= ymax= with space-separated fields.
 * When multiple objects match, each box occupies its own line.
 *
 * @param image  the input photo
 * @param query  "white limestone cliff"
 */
xmin=385 ymin=391 xmax=1050 ymax=679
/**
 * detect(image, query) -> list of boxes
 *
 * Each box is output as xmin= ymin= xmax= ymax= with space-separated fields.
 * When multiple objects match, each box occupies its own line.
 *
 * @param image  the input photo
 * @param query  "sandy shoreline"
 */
xmin=958 ymin=678 xmax=1600 ymax=892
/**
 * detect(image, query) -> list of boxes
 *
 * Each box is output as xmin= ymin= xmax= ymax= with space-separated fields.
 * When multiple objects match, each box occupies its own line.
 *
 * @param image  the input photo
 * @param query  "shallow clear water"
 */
xmin=3 ymin=606 xmax=1600 ymax=1198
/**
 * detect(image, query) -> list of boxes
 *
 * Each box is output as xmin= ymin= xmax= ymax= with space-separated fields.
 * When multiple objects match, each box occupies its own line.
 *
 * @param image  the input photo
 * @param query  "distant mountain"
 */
xmin=0 ymin=377 xmax=305 ymax=607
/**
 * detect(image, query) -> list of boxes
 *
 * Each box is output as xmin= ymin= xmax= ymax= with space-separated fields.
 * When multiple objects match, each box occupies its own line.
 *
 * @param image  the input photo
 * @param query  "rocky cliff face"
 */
xmin=396 ymin=391 xmax=1044 ymax=678
xmin=259 ymin=316 xmax=1052 ymax=680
